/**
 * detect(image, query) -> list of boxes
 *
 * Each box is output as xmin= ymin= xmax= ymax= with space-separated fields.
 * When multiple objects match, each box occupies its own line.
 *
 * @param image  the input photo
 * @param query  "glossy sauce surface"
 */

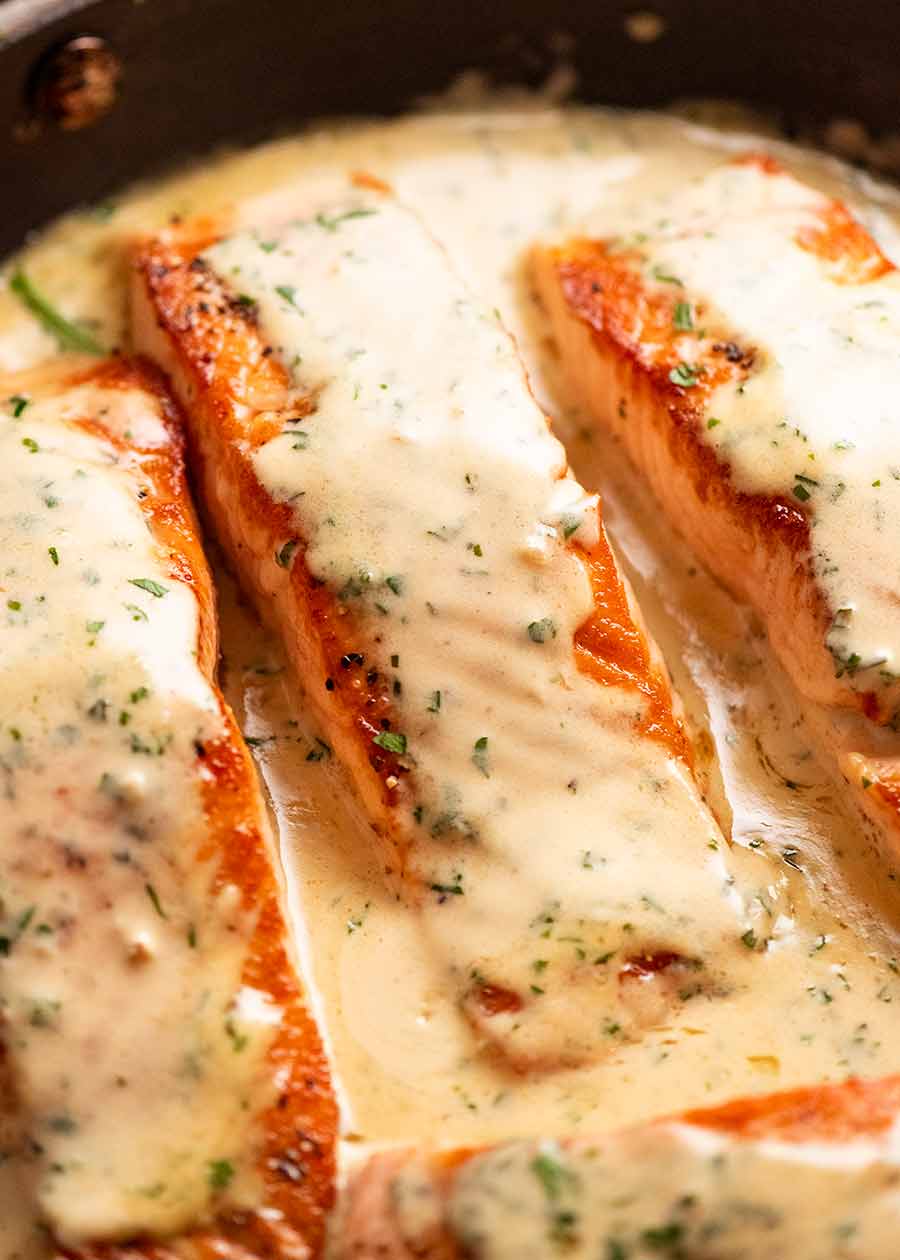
xmin=5 ymin=103 xmax=900 ymax=1255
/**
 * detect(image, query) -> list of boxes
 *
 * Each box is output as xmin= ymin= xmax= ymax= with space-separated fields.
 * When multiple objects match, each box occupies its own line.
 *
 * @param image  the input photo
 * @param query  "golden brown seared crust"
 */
xmin=8 ymin=358 xmax=339 ymax=1260
xmin=131 ymin=225 xmax=694 ymax=899
xmin=337 ymin=1075 xmax=900 ymax=1259
xmin=531 ymin=157 xmax=896 ymax=728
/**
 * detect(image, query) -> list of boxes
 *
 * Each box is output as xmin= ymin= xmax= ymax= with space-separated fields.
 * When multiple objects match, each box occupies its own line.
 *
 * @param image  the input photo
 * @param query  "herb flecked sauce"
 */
xmin=4 ymin=104 xmax=900 ymax=1255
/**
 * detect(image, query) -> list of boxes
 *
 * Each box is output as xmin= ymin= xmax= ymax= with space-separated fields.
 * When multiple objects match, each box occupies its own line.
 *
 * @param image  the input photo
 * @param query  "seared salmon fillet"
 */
xmin=533 ymin=155 xmax=900 ymax=848
xmin=0 ymin=359 xmax=336 ymax=1257
xmin=338 ymin=1074 xmax=900 ymax=1259
xmin=131 ymin=190 xmax=769 ymax=1074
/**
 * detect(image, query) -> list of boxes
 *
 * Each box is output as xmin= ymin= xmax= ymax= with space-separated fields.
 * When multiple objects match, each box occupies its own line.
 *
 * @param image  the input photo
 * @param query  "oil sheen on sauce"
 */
xmin=4 ymin=103 xmax=900 ymax=1256
xmin=0 ymin=375 xmax=274 ymax=1248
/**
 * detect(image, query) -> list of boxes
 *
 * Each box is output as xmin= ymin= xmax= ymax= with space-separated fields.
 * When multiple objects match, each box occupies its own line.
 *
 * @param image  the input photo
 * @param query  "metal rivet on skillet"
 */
xmin=30 ymin=35 xmax=122 ymax=132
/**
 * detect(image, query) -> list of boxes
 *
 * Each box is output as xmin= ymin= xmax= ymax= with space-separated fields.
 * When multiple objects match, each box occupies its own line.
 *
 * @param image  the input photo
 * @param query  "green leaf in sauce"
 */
xmin=208 ymin=1159 xmax=234 ymax=1191
xmin=9 ymin=394 xmax=29 ymax=417
xmin=472 ymin=735 xmax=490 ymax=777
xmin=9 ymin=269 xmax=106 ymax=355
xmin=527 ymin=618 xmax=557 ymax=644
xmin=145 ymin=883 xmax=167 ymax=919
xmin=560 ymin=515 xmax=581 ymax=540
xmin=652 ymin=265 xmax=683 ymax=286
xmin=275 ymin=538 xmax=300 ymax=568
xmin=275 ymin=284 xmax=302 ymax=310
xmin=373 ymin=730 xmax=407 ymax=755
xmin=673 ymin=301 xmax=694 ymax=331
xmin=428 ymin=690 xmax=442 ymax=713
xmin=668 ymin=362 xmax=700 ymax=388
xmin=47 ymin=547 xmax=59 ymax=566
xmin=129 ymin=577 xmax=168 ymax=598
xmin=314 ymin=207 xmax=377 ymax=232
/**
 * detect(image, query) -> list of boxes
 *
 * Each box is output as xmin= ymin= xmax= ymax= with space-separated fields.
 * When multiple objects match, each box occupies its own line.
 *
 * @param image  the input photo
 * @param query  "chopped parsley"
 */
xmin=527 ymin=617 xmax=557 ymax=644
xmin=668 ymin=362 xmax=700 ymax=388
xmin=21 ymin=436 xmax=39 ymax=453
xmin=275 ymin=538 xmax=299 ymax=568
xmin=372 ymin=730 xmax=407 ymax=755
xmin=472 ymin=735 xmax=490 ymax=777
xmin=314 ymin=207 xmax=377 ymax=232
xmin=208 ymin=1159 xmax=234 ymax=1191
xmin=428 ymin=690 xmax=442 ymax=713
xmin=673 ymin=301 xmax=694 ymax=331
xmin=652 ymin=265 xmax=683 ymax=286
xmin=129 ymin=577 xmax=168 ymax=598
xmin=275 ymin=284 xmax=301 ymax=309
xmin=145 ymin=883 xmax=167 ymax=919
xmin=9 ymin=394 xmax=29 ymax=418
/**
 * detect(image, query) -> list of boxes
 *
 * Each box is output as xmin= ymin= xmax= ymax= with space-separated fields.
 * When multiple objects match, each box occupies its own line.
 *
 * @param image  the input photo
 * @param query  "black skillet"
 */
xmin=1 ymin=0 xmax=899 ymax=258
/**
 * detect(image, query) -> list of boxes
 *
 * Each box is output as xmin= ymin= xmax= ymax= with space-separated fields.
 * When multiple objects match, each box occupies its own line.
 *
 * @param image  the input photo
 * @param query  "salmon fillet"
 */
xmin=532 ymin=154 xmax=900 ymax=852
xmin=0 ymin=358 xmax=336 ymax=1258
xmin=131 ymin=190 xmax=762 ymax=1073
xmin=338 ymin=1074 xmax=900 ymax=1258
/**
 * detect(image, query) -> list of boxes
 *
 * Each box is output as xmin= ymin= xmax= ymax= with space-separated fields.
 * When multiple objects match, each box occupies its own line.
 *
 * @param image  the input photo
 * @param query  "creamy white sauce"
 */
xmin=584 ymin=159 xmax=900 ymax=705
xmin=417 ymin=1122 xmax=900 ymax=1258
xmin=0 ymin=375 xmax=274 ymax=1244
xmin=4 ymin=102 xmax=900 ymax=1251
xmin=205 ymin=197 xmax=764 ymax=1070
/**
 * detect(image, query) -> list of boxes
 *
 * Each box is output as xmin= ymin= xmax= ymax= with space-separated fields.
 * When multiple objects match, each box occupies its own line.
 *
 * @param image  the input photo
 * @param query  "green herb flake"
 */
xmin=668 ymin=362 xmax=700 ymax=388
xmin=652 ymin=265 xmax=683 ymax=286
xmin=275 ymin=538 xmax=299 ymax=568
xmin=145 ymin=883 xmax=167 ymax=919
xmin=9 ymin=394 xmax=29 ymax=418
xmin=430 ymin=876 xmax=464 ymax=897
xmin=10 ymin=269 xmax=105 ymax=354
xmin=21 ymin=436 xmax=39 ymax=453
xmin=372 ymin=730 xmax=407 ymax=755
xmin=673 ymin=301 xmax=694 ymax=331
xmin=472 ymin=735 xmax=490 ymax=777
xmin=428 ymin=690 xmax=442 ymax=713
xmin=561 ymin=515 xmax=581 ymax=539
xmin=315 ymin=207 xmax=377 ymax=233
xmin=385 ymin=574 xmax=404 ymax=595
xmin=275 ymin=284 xmax=301 ymax=309
xmin=208 ymin=1159 xmax=234 ymax=1191
xmin=527 ymin=617 xmax=557 ymax=644
xmin=129 ymin=577 xmax=168 ymax=598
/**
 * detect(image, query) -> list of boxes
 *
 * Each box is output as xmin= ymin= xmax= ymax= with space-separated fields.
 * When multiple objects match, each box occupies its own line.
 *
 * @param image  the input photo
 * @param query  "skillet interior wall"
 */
xmin=2 ymin=0 xmax=900 ymax=257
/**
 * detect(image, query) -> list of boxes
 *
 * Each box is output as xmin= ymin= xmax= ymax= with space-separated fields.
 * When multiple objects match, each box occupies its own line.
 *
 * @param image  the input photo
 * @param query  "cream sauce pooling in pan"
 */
xmin=4 ymin=105 xmax=900 ymax=1255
